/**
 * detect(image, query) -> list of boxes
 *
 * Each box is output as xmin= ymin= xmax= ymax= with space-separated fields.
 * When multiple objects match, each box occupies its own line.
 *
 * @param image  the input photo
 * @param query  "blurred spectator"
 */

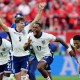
xmin=73 ymin=19 xmax=80 ymax=30
xmin=0 ymin=0 xmax=80 ymax=56
xmin=68 ymin=7 xmax=79 ymax=29
xmin=0 ymin=0 xmax=80 ymax=32
xmin=42 ymin=8 xmax=51 ymax=30
xmin=61 ymin=19 xmax=69 ymax=31
xmin=49 ymin=17 xmax=62 ymax=32
xmin=17 ymin=0 xmax=31 ymax=15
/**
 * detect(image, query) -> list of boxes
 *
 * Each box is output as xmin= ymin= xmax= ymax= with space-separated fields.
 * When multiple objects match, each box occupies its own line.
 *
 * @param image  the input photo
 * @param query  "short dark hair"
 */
xmin=35 ymin=22 xmax=42 ymax=28
xmin=15 ymin=17 xmax=25 ymax=23
xmin=73 ymin=35 xmax=80 ymax=41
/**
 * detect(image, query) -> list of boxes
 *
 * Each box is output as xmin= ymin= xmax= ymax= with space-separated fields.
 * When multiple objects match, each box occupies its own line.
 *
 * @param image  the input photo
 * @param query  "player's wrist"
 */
xmin=67 ymin=47 xmax=72 ymax=53
xmin=38 ymin=9 xmax=42 ymax=14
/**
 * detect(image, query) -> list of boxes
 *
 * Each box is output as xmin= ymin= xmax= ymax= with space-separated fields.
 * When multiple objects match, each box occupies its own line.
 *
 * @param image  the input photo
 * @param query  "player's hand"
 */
xmin=38 ymin=2 xmax=46 ymax=10
xmin=27 ymin=37 xmax=32 ymax=45
xmin=69 ymin=50 xmax=76 ymax=57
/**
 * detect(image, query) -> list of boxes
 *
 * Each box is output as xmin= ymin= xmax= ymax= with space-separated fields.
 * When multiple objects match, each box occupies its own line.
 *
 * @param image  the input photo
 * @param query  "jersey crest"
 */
xmin=42 ymin=40 xmax=45 ymax=44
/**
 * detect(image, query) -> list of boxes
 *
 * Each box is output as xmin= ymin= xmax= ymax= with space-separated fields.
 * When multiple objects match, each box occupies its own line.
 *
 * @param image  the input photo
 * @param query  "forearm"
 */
xmin=55 ymin=38 xmax=69 ymax=49
xmin=30 ymin=8 xmax=42 ymax=27
xmin=0 ymin=18 xmax=8 ymax=32
xmin=34 ymin=9 xmax=42 ymax=22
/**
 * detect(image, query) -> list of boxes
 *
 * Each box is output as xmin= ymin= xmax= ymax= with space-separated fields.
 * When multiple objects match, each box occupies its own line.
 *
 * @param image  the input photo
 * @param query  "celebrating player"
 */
xmin=0 ymin=3 xmax=46 ymax=80
xmin=0 ymin=37 xmax=11 ymax=80
xmin=24 ymin=22 xmax=75 ymax=80
xmin=70 ymin=35 xmax=80 ymax=77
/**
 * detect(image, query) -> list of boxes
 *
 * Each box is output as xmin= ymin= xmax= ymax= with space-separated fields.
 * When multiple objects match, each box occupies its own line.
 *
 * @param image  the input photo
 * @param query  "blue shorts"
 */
xmin=0 ymin=61 xmax=11 ymax=74
xmin=45 ymin=65 xmax=51 ymax=72
xmin=41 ymin=56 xmax=53 ymax=67
xmin=13 ymin=55 xmax=29 ymax=74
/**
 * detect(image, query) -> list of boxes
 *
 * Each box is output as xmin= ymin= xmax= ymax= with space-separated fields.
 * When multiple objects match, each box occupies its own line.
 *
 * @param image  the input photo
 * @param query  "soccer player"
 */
xmin=24 ymin=22 xmax=75 ymax=80
xmin=11 ymin=12 xmax=28 ymax=28
xmin=10 ymin=12 xmax=38 ymax=80
xmin=28 ymin=45 xmax=38 ymax=80
xmin=0 ymin=36 xmax=11 ymax=80
xmin=70 ymin=35 xmax=80 ymax=76
xmin=0 ymin=3 xmax=46 ymax=80
xmin=28 ymin=43 xmax=55 ymax=80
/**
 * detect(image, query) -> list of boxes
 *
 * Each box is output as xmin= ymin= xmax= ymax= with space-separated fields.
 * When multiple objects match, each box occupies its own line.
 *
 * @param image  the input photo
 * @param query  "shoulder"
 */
xmin=43 ymin=32 xmax=53 ymax=36
xmin=43 ymin=32 xmax=56 ymax=38
xmin=42 ymin=32 xmax=50 ymax=36
xmin=70 ymin=38 xmax=74 ymax=47
xmin=8 ymin=27 xmax=15 ymax=32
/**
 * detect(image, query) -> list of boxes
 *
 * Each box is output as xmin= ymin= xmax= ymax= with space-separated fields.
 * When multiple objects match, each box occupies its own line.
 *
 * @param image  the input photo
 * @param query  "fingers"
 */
xmin=38 ymin=2 xmax=46 ymax=9
xmin=28 ymin=37 xmax=32 ymax=44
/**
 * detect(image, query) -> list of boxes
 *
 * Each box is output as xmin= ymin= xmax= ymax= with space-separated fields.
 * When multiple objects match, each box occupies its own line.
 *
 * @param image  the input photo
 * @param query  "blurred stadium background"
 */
xmin=0 ymin=0 xmax=80 ymax=80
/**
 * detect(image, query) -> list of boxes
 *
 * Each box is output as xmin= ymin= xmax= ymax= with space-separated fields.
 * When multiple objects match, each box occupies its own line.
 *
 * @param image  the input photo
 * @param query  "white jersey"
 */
xmin=8 ymin=24 xmax=30 ymax=57
xmin=70 ymin=38 xmax=80 ymax=51
xmin=27 ymin=32 xmax=56 ymax=61
xmin=0 ymin=39 xmax=11 ymax=65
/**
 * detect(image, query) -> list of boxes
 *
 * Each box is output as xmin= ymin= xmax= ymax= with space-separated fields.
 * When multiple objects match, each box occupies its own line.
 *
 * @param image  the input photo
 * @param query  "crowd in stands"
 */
xmin=0 ymin=0 xmax=80 ymax=55
xmin=0 ymin=0 xmax=80 ymax=31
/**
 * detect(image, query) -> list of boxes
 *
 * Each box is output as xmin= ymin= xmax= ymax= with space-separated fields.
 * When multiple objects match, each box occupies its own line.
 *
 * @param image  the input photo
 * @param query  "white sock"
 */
xmin=46 ymin=76 xmax=51 ymax=80
xmin=2 ymin=76 xmax=10 ymax=80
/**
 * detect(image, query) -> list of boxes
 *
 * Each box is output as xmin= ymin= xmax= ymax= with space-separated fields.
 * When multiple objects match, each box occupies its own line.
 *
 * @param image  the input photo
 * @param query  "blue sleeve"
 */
xmin=49 ymin=43 xmax=57 ymax=52
xmin=25 ymin=22 xmax=28 ymax=26
xmin=11 ymin=24 xmax=16 ymax=28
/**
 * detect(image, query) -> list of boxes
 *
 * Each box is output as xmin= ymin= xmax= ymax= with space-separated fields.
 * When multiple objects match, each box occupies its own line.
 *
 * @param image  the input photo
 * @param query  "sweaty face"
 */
xmin=16 ymin=21 xmax=25 ymax=31
xmin=73 ymin=40 xmax=80 ymax=49
xmin=32 ymin=24 xmax=41 ymax=36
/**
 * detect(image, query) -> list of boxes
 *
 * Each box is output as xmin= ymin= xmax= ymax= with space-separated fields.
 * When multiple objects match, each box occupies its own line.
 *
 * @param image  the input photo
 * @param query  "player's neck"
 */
xmin=34 ymin=32 xmax=42 ymax=38
xmin=15 ymin=27 xmax=22 ymax=32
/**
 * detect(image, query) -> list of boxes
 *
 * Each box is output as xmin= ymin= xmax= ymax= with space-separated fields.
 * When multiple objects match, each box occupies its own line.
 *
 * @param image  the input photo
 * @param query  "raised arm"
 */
xmin=55 ymin=37 xmax=76 ymax=57
xmin=55 ymin=38 xmax=69 ymax=48
xmin=0 ymin=18 xmax=9 ymax=32
xmin=29 ymin=3 xmax=46 ymax=27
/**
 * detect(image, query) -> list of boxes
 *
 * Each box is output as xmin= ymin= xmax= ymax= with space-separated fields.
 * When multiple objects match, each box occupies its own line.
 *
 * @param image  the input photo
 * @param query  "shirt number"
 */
xmin=19 ymin=36 xmax=21 ymax=42
xmin=37 ymin=46 xmax=41 ymax=51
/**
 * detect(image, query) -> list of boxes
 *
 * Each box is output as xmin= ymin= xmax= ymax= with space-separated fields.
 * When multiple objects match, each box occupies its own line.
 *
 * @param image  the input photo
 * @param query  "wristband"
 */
xmin=67 ymin=47 xmax=72 ymax=53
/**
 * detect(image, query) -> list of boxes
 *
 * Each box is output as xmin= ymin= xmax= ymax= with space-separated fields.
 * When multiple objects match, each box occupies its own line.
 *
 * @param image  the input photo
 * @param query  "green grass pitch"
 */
xmin=36 ymin=76 xmax=80 ymax=80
